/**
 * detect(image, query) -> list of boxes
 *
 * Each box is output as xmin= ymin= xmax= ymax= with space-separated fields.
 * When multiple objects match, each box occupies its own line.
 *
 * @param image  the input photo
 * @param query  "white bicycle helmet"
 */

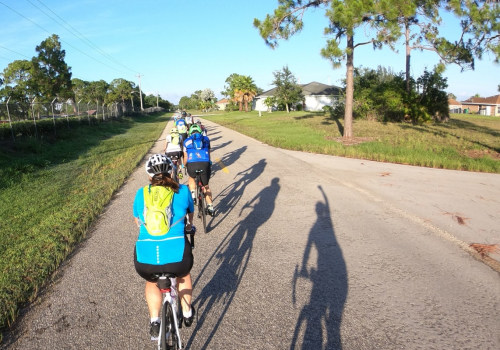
xmin=145 ymin=154 xmax=174 ymax=177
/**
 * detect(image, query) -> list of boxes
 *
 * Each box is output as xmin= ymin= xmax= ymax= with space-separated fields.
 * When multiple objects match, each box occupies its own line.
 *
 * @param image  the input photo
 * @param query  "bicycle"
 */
xmin=194 ymin=169 xmax=208 ymax=234
xmin=165 ymin=154 xmax=184 ymax=182
xmin=154 ymin=227 xmax=195 ymax=350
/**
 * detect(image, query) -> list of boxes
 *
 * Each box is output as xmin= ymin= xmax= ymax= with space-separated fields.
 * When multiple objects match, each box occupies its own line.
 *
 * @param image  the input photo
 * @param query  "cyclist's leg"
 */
xmin=145 ymin=281 xmax=163 ymax=318
xmin=177 ymin=274 xmax=192 ymax=314
xmin=200 ymin=162 xmax=213 ymax=205
xmin=185 ymin=162 xmax=196 ymax=198
xmin=134 ymin=254 xmax=163 ymax=320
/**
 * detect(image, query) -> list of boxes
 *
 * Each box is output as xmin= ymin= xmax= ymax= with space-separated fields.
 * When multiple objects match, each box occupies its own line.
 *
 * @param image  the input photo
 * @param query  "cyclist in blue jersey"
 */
xmin=133 ymin=154 xmax=196 ymax=339
xmin=183 ymin=124 xmax=214 ymax=216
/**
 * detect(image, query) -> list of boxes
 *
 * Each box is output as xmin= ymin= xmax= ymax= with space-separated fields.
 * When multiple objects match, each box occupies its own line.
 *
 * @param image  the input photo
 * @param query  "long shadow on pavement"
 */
xmin=290 ymin=186 xmax=347 ymax=350
xmin=209 ymin=159 xmax=267 ymax=231
xmin=187 ymin=178 xmax=281 ymax=349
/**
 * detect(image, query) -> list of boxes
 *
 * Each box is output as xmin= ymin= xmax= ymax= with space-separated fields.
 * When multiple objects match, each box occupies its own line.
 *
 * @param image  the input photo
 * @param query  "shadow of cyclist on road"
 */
xmin=290 ymin=185 xmax=347 ymax=350
xmin=187 ymin=177 xmax=281 ymax=349
xmin=216 ymin=145 xmax=247 ymax=169
xmin=209 ymin=159 xmax=267 ymax=231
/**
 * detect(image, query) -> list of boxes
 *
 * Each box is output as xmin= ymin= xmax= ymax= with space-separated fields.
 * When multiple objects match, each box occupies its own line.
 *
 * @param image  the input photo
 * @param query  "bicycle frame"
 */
xmin=166 ymin=154 xmax=184 ymax=182
xmin=194 ymin=170 xmax=207 ymax=233
xmin=157 ymin=275 xmax=183 ymax=350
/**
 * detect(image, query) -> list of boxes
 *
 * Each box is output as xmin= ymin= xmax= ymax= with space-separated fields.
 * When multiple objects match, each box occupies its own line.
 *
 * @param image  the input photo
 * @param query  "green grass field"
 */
xmin=202 ymin=111 xmax=500 ymax=173
xmin=0 ymin=113 xmax=168 ymax=335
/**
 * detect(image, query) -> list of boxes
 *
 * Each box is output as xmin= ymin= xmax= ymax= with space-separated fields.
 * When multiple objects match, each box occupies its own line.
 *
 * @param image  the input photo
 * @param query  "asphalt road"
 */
xmin=2 ymin=117 xmax=499 ymax=350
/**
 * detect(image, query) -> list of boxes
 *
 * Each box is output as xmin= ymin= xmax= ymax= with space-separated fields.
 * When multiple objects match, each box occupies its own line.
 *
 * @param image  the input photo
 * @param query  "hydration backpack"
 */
xmin=142 ymin=185 xmax=174 ymax=236
xmin=193 ymin=134 xmax=204 ymax=150
xmin=170 ymin=132 xmax=180 ymax=146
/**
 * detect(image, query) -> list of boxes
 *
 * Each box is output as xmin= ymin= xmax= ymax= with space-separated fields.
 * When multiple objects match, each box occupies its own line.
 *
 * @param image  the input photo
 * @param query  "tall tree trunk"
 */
xmin=343 ymin=34 xmax=354 ymax=140
xmin=405 ymin=19 xmax=411 ymax=95
xmin=286 ymin=103 xmax=289 ymax=113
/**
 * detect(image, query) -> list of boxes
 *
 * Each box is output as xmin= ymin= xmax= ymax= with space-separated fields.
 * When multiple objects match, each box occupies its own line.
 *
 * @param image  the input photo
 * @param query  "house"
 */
xmin=215 ymin=98 xmax=230 ymax=111
xmin=448 ymin=98 xmax=462 ymax=114
xmin=460 ymin=94 xmax=500 ymax=116
xmin=253 ymin=82 xmax=342 ymax=112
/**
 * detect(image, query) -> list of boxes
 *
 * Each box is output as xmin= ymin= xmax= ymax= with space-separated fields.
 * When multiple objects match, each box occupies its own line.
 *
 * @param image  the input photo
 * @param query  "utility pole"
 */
xmin=136 ymin=74 xmax=144 ymax=111
xmin=156 ymin=91 xmax=159 ymax=107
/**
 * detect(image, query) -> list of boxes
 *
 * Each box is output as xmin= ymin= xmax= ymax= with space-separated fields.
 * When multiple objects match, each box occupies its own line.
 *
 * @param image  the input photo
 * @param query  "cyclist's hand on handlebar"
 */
xmin=185 ymin=225 xmax=196 ymax=234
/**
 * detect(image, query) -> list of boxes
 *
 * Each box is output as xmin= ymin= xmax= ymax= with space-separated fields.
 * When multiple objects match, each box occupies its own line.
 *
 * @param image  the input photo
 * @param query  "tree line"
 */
xmin=254 ymin=0 xmax=499 ymax=139
xmin=179 ymin=68 xmax=306 ymax=113
xmin=0 ymin=34 xmax=173 ymax=120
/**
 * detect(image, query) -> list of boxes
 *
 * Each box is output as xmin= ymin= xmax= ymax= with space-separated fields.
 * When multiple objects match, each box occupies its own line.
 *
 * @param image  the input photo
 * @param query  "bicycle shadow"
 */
xmin=290 ymin=185 xmax=347 ymax=349
xmin=216 ymin=145 xmax=247 ymax=169
xmin=210 ymin=140 xmax=232 ymax=153
xmin=208 ymin=159 xmax=267 ymax=231
xmin=187 ymin=177 xmax=281 ymax=349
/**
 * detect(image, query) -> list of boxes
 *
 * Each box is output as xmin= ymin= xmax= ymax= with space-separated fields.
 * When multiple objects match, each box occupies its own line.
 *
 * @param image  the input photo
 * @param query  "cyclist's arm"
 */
xmin=185 ymin=212 xmax=194 ymax=231
xmin=164 ymin=135 xmax=170 ymax=153
xmin=183 ymin=149 xmax=188 ymax=166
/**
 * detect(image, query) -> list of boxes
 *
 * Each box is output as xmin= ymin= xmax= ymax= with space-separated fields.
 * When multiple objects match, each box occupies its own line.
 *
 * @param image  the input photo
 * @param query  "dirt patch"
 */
xmin=470 ymin=243 xmax=500 ymax=258
xmin=465 ymin=149 xmax=500 ymax=160
xmin=327 ymin=136 xmax=375 ymax=146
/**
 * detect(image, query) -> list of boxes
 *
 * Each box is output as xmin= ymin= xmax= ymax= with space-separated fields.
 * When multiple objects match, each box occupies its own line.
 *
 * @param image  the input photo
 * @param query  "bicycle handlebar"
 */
xmin=185 ymin=226 xmax=196 ymax=249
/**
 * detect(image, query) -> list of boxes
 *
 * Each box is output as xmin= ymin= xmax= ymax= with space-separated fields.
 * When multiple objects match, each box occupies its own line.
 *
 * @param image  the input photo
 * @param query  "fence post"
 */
xmin=6 ymin=96 xmax=15 ymax=142
xmin=87 ymin=101 xmax=91 ymax=125
xmin=65 ymin=100 xmax=70 ymax=128
xmin=51 ymin=98 xmax=57 ymax=136
xmin=96 ymin=99 xmax=99 ymax=122
xmin=77 ymin=99 xmax=82 ymax=122
xmin=31 ymin=97 xmax=38 ymax=139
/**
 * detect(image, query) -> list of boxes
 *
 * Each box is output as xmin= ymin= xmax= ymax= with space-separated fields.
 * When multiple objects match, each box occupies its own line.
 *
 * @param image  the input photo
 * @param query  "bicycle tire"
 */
xmin=200 ymin=191 xmax=207 ymax=234
xmin=196 ymin=184 xmax=203 ymax=219
xmin=159 ymin=302 xmax=178 ymax=350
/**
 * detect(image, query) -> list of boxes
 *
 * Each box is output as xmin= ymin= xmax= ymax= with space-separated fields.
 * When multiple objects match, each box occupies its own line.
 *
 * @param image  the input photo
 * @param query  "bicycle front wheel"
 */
xmin=159 ymin=302 xmax=178 ymax=350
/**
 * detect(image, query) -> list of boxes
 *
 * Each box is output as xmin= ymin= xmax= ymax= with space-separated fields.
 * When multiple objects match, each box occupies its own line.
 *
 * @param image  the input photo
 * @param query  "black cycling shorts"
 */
xmin=166 ymin=151 xmax=183 ymax=162
xmin=186 ymin=161 xmax=211 ymax=186
xmin=134 ymin=236 xmax=193 ymax=282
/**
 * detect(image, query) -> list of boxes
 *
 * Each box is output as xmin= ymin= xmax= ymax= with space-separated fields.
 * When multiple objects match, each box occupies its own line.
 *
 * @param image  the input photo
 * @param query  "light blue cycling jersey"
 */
xmin=133 ymin=184 xmax=194 ymax=265
xmin=176 ymin=119 xmax=187 ymax=133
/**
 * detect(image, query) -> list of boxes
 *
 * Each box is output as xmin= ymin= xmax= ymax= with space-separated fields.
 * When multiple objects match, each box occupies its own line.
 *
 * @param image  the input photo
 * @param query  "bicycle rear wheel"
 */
xmin=159 ymin=302 xmax=178 ymax=350
xmin=196 ymin=185 xmax=207 ymax=233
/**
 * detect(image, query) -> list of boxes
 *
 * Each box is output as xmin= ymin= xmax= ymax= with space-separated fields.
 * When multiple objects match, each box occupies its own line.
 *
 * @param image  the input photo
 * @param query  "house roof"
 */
xmin=256 ymin=81 xmax=342 ymax=98
xmin=216 ymin=98 xmax=229 ymax=104
xmin=448 ymin=98 xmax=461 ymax=105
xmin=301 ymin=82 xmax=342 ymax=96
xmin=461 ymin=94 xmax=500 ymax=105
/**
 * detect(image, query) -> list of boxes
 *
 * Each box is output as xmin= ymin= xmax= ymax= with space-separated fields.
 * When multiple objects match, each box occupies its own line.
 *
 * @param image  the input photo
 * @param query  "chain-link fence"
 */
xmin=0 ymin=98 xmax=136 ymax=142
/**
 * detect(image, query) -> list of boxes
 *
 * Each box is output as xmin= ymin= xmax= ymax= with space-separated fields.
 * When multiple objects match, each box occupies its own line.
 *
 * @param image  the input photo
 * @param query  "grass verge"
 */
xmin=202 ymin=111 xmax=500 ymax=173
xmin=0 ymin=113 xmax=168 ymax=336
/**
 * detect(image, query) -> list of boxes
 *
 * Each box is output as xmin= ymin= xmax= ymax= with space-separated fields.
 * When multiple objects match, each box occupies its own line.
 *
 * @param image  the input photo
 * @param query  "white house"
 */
xmin=215 ymin=98 xmax=230 ymax=111
xmin=253 ymin=82 xmax=342 ymax=112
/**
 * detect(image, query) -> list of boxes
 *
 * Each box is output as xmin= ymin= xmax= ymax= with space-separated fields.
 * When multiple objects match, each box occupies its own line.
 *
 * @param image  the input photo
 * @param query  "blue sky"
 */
xmin=1 ymin=0 xmax=498 ymax=104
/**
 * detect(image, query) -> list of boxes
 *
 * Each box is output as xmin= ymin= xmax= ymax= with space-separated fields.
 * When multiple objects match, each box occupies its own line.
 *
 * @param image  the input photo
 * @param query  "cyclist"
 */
xmin=183 ymin=124 xmax=214 ymax=216
xmin=175 ymin=117 xmax=188 ymax=148
xmin=164 ymin=127 xmax=184 ymax=179
xmin=196 ymin=119 xmax=208 ymax=136
xmin=133 ymin=154 xmax=196 ymax=340
xmin=185 ymin=113 xmax=194 ymax=130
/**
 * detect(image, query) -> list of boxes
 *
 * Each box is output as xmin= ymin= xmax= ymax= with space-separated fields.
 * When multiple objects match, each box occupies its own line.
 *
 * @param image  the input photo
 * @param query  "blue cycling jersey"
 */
xmin=133 ymin=184 xmax=194 ymax=265
xmin=184 ymin=134 xmax=210 ymax=163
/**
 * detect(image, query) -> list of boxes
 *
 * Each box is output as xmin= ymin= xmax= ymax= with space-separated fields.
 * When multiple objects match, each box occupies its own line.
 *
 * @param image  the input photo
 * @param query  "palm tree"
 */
xmin=232 ymin=75 xmax=257 ymax=112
